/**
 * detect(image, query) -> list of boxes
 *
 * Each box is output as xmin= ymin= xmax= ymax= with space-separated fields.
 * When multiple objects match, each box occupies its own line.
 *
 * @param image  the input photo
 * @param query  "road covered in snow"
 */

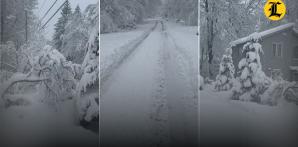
xmin=100 ymin=19 xmax=198 ymax=146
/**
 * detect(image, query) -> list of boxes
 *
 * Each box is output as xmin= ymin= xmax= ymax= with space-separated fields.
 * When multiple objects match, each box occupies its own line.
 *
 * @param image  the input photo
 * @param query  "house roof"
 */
xmin=230 ymin=23 xmax=296 ymax=47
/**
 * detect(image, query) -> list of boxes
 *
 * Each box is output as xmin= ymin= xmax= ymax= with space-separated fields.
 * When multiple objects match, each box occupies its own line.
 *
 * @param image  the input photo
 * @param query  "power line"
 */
xmin=40 ymin=0 xmax=58 ymax=22
xmin=40 ymin=0 xmax=67 ymax=30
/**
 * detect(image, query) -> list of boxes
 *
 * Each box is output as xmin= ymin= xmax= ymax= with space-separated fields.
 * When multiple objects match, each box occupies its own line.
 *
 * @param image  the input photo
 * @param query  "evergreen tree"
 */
xmin=214 ymin=48 xmax=235 ymax=91
xmin=232 ymin=34 xmax=271 ymax=102
xmin=62 ymin=5 xmax=88 ymax=63
xmin=53 ymin=0 xmax=72 ymax=51
xmin=72 ymin=5 xmax=82 ymax=19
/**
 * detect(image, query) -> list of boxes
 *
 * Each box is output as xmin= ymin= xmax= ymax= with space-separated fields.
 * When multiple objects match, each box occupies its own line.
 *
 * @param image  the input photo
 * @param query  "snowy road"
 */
xmin=100 ymin=20 xmax=198 ymax=146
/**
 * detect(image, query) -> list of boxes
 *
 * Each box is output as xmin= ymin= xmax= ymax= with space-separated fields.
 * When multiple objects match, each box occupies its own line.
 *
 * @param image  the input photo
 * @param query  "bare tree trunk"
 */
xmin=204 ymin=0 xmax=215 ymax=77
xmin=0 ymin=0 xmax=5 ymax=44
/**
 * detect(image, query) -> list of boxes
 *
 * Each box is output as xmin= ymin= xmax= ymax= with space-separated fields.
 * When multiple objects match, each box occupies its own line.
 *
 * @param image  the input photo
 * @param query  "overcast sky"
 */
xmin=35 ymin=0 xmax=98 ymax=39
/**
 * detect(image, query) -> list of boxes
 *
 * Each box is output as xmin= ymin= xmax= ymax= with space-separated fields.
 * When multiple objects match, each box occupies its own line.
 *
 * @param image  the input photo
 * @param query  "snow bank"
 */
xmin=101 ymin=21 xmax=157 ymax=82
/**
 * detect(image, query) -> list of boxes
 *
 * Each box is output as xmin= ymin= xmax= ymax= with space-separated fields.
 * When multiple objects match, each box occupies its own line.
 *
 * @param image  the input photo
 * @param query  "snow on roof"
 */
xmin=290 ymin=66 xmax=298 ymax=71
xmin=230 ymin=23 xmax=295 ymax=47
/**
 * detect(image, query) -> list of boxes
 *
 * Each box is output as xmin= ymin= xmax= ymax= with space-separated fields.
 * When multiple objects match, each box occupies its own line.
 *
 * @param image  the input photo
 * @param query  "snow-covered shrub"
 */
xmin=260 ymin=80 xmax=295 ymax=106
xmin=214 ymin=48 xmax=235 ymax=91
xmin=232 ymin=37 xmax=271 ymax=102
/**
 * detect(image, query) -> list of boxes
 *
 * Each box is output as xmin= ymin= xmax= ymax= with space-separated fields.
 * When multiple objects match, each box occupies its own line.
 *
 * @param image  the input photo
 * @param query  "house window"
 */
xmin=293 ymin=46 xmax=298 ymax=59
xmin=273 ymin=43 xmax=282 ymax=57
xmin=292 ymin=72 xmax=298 ymax=81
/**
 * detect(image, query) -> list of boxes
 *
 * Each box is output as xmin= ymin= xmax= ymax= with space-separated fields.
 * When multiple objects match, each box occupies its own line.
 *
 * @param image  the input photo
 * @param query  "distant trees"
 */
xmin=164 ymin=0 xmax=198 ymax=26
xmin=53 ymin=0 xmax=72 ymax=51
xmin=61 ymin=5 xmax=88 ymax=63
xmin=100 ymin=0 xmax=162 ymax=33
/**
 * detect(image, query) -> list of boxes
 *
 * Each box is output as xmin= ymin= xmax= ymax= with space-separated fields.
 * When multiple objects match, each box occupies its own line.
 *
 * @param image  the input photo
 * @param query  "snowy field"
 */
xmin=200 ymin=85 xmax=298 ymax=146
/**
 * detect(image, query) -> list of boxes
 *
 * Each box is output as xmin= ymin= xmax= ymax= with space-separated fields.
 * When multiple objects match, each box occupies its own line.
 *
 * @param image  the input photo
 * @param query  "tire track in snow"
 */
xmin=150 ymin=22 xmax=170 ymax=146
xmin=160 ymin=22 xmax=198 ymax=146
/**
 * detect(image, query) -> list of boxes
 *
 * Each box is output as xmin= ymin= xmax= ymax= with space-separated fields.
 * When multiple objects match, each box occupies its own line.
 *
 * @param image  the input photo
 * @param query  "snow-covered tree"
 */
xmin=53 ymin=0 xmax=72 ymax=51
xmin=75 ymin=3 xmax=99 ymax=123
xmin=200 ymin=0 xmax=260 ymax=77
xmin=0 ymin=45 xmax=81 ymax=108
xmin=232 ymin=34 xmax=271 ymax=102
xmin=214 ymin=48 xmax=235 ymax=91
xmin=100 ymin=0 xmax=161 ymax=33
xmin=61 ymin=5 xmax=88 ymax=63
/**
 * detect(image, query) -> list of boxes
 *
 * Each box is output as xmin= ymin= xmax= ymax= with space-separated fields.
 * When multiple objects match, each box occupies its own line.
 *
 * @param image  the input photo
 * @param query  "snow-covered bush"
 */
xmin=260 ymin=80 xmax=296 ymax=105
xmin=232 ymin=36 xmax=271 ymax=102
xmin=214 ymin=48 xmax=235 ymax=91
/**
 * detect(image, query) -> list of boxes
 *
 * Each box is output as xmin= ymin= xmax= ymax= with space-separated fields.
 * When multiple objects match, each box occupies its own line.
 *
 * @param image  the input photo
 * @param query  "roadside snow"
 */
xmin=0 ymin=91 xmax=98 ymax=146
xmin=100 ymin=20 xmax=157 ymax=83
xmin=200 ymin=86 xmax=298 ymax=146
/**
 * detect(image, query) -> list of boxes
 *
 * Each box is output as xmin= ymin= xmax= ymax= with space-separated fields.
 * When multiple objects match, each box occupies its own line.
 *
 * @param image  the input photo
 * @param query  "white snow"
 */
xmin=230 ymin=23 xmax=295 ymax=46
xmin=0 ymin=91 xmax=98 ymax=146
xmin=100 ymin=19 xmax=198 ymax=146
xmin=101 ymin=21 xmax=164 ymax=146
xmin=100 ymin=21 xmax=154 ymax=61
xmin=200 ymin=86 xmax=298 ymax=146
xmin=100 ymin=20 xmax=157 ymax=82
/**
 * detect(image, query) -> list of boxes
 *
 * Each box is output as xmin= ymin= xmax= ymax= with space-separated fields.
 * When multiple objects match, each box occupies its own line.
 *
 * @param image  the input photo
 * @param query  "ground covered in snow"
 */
xmin=200 ymin=85 xmax=298 ymax=146
xmin=0 ymin=91 xmax=98 ymax=147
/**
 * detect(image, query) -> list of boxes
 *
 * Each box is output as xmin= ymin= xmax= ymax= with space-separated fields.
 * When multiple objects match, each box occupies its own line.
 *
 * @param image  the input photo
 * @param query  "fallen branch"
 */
xmin=0 ymin=73 xmax=48 ymax=99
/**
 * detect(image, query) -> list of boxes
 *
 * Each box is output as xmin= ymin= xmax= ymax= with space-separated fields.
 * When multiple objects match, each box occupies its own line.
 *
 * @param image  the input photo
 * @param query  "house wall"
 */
xmin=232 ymin=28 xmax=298 ymax=81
